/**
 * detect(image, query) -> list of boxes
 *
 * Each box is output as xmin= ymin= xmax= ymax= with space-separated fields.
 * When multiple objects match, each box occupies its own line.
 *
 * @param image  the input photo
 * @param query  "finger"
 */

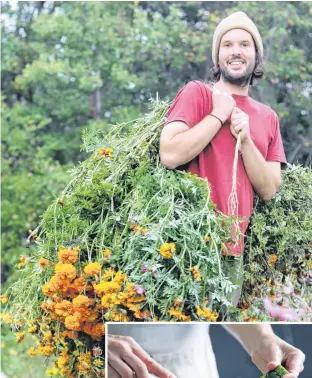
xmin=108 ymin=351 xmax=135 ymax=378
xmin=284 ymin=351 xmax=305 ymax=375
xmin=132 ymin=345 xmax=177 ymax=378
xmin=122 ymin=352 xmax=149 ymax=378
xmin=108 ymin=364 xmax=122 ymax=378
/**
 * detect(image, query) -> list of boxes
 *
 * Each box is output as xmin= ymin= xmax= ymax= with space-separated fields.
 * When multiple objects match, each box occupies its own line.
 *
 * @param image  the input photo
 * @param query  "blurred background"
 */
xmin=1 ymin=1 xmax=311 ymax=377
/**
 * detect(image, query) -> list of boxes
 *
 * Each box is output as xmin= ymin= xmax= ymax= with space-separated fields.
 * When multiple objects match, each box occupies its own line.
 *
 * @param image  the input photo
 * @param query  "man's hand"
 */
xmin=251 ymin=333 xmax=305 ymax=378
xmin=212 ymin=87 xmax=236 ymax=124
xmin=108 ymin=335 xmax=176 ymax=378
xmin=230 ymin=106 xmax=251 ymax=144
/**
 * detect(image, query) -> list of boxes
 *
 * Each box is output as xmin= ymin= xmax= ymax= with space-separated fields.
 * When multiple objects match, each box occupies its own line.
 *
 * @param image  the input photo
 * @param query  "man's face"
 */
xmin=218 ymin=29 xmax=256 ymax=86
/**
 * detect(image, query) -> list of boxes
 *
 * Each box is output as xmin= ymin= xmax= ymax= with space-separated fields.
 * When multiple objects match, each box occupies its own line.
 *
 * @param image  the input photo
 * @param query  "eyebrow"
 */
xmin=222 ymin=40 xmax=251 ymax=44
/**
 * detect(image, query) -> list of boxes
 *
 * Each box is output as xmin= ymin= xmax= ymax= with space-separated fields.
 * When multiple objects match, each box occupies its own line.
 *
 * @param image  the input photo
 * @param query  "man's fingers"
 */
xmin=108 ymin=364 xmax=122 ymax=378
xmin=122 ymin=352 xmax=150 ymax=378
xmin=284 ymin=351 xmax=305 ymax=376
xmin=108 ymin=351 xmax=136 ymax=378
xmin=133 ymin=346 xmax=176 ymax=378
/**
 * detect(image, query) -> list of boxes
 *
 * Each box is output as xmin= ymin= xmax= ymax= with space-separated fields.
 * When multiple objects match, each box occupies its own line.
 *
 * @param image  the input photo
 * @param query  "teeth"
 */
xmin=230 ymin=62 xmax=243 ymax=65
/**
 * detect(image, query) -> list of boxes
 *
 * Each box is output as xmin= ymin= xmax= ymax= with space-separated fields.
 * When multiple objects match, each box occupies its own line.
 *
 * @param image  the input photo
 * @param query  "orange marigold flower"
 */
xmin=42 ymin=276 xmax=60 ymax=297
xmin=55 ymin=263 xmax=76 ymax=281
xmin=61 ymin=330 xmax=78 ymax=340
xmin=55 ymin=300 xmax=73 ymax=317
xmin=94 ymin=281 xmax=120 ymax=296
xmin=16 ymin=331 xmax=26 ymax=343
xmin=65 ymin=314 xmax=82 ymax=331
xmin=84 ymin=262 xmax=101 ymax=276
xmin=58 ymin=247 xmax=79 ymax=264
xmin=113 ymin=271 xmax=127 ymax=285
xmin=244 ymin=316 xmax=259 ymax=322
xmin=190 ymin=266 xmax=201 ymax=281
xmin=73 ymin=295 xmax=91 ymax=308
xmin=101 ymin=293 xmax=120 ymax=308
xmin=159 ymin=242 xmax=176 ymax=259
xmin=268 ymin=254 xmax=278 ymax=265
xmin=39 ymin=258 xmax=49 ymax=270
xmin=82 ymin=322 xmax=105 ymax=340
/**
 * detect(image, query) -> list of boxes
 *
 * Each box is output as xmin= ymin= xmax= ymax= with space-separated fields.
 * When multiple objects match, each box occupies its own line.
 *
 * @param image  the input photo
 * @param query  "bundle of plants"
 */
xmin=1 ymin=99 xmax=239 ymax=377
xmin=235 ymin=164 xmax=312 ymax=322
xmin=260 ymin=365 xmax=289 ymax=378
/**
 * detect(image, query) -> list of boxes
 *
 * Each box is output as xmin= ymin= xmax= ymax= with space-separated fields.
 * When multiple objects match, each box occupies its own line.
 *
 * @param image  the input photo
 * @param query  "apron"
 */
xmin=108 ymin=324 xmax=219 ymax=378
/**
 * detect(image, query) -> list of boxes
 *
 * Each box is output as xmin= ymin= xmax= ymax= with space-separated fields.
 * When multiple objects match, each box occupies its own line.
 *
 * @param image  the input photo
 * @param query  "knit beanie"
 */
xmin=212 ymin=11 xmax=263 ymax=65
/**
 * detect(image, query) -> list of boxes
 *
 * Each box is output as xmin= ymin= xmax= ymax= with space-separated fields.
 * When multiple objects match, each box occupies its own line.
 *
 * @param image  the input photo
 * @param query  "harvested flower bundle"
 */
xmin=1 ymin=99 xmax=312 ymax=376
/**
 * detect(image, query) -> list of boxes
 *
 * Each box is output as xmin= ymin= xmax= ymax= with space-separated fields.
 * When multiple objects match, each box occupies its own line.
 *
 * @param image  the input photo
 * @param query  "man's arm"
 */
xmin=240 ymin=139 xmax=282 ymax=201
xmin=160 ymin=89 xmax=236 ymax=169
xmin=222 ymin=324 xmax=305 ymax=378
xmin=159 ymin=117 xmax=222 ymax=169
xmin=230 ymin=107 xmax=282 ymax=201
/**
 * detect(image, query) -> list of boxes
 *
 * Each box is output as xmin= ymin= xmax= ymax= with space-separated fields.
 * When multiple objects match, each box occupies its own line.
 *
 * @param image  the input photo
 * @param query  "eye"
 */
xmin=242 ymin=43 xmax=249 ymax=47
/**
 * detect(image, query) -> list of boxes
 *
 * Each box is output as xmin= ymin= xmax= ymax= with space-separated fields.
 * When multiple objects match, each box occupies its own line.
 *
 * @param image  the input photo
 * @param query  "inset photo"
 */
xmin=107 ymin=323 xmax=311 ymax=378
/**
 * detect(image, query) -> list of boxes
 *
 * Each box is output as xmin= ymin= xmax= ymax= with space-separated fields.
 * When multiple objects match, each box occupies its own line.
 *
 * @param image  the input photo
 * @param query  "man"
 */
xmin=160 ymin=11 xmax=287 ymax=254
xmin=107 ymin=323 xmax=305 ymax=378
xmin=159 ymin=11 xmax=287 ymax=306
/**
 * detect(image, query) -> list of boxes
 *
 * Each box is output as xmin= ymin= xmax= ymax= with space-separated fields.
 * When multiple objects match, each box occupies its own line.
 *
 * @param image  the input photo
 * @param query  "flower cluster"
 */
xmin=2 ymin=246 xmax=148 ymax=377
xmin=196 ymin=306 xmax=218 ymax=322
xmin=159 ymin=242 xmax=176 ymax=259
xmin=268 ymin=253 xmax=278 ymax=265
xmin=168 ymin=306 xmax=191 ymax=322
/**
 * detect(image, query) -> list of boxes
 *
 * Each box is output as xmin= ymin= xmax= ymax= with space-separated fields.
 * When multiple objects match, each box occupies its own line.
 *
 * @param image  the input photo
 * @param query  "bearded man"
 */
xmin=159 ymin=11 xmax=287 ymax=307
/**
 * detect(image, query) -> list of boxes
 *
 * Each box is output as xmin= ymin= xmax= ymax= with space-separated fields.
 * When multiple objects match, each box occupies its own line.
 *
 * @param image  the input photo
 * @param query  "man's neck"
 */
xmin=214 ymin=77 xmax=250 ymax=96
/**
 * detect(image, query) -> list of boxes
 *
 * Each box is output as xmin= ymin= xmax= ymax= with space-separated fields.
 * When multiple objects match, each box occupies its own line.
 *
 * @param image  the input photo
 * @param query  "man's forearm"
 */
xmin=160 ymin=115 xmax=222 ymax=168
xmin=240 ymin=138 xmax=280 ymax=200
xmin=223 ymin=324 xmax=274 ymax=354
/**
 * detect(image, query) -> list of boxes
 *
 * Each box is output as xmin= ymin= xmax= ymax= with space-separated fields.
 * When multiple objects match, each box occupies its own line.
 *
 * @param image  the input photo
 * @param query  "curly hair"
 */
xmin=208 ymin=49 xmax=264 ymax=86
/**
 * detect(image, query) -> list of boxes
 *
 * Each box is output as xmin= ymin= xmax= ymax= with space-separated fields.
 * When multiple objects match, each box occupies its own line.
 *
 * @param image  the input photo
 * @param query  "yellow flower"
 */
xmin=159 ymin=242 xmax=176 ymax=259
xmin=104 ymin=249 xmax=112 ymax=259
xmin=168 ymin=307 xmax=191 ymax=322
xmin=204 ymin=235 xmax=211 ymax=243
xmin=45 ymin=367 xmax=58 ymax=376
xmin=93 ymin=359 xmax=103 ymax=367
xmin=38 ymin=343 xmax=55 ymax=356
xmin=98 ymin=147 xmax=113 ymax=158
xmin=0 ymin=312 xmax=13 ymax=324
xmin=84 ymin=262 xmax=101 ymax=275
xmin=0 ymin=295 xmax=8 ymax=304
xmin=196 ymin=306 xmax=218 ymax=322
xmin=17 ymin=255 xmax=29 ymax=269
xmin=28 ymin=325 xmax=37 ymax=334
xmin=73 ymin=295 xmax=91 ymax=308
xmin=28 ymin=347 xmax=38 ymax=356
xmin=43 ymin=330 xmax=53 ymax=341
xmin=94 ymin=281 xmax=120 ymax=296
xmin=16 ymin=332 xmax=26 ymax=343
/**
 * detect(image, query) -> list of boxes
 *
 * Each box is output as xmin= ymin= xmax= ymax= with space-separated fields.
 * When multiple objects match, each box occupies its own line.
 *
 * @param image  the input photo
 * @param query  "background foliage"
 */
xmin=1 ymin=1 xmax=312 ymax=377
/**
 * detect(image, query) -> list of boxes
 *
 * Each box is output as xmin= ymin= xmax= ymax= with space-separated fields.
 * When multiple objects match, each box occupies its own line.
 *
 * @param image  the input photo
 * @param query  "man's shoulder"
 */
xmin=249 ymin=96 xmax=278 ymax=118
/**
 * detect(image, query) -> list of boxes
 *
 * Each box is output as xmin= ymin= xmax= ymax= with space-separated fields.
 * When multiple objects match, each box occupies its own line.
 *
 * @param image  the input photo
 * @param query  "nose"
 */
xmin=231 ymin=43 xmax=243 ymax=56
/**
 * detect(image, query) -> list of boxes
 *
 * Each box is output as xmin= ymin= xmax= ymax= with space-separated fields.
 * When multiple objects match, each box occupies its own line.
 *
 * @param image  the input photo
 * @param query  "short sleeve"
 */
xmin=164 ymin=81 xmax=207 ymax=128
xmin=266 ymin=111 xmax=287 ymax=165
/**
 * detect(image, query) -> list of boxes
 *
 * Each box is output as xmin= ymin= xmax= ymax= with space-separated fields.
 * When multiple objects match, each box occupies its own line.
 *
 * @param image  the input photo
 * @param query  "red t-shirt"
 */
xmin=164 ymin=80 xmax=287 ymax=255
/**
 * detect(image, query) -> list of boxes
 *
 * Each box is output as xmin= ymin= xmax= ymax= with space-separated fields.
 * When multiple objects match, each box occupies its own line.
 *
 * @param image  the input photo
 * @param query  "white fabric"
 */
xmin=108 ymin=324 xmax=219 ymax=378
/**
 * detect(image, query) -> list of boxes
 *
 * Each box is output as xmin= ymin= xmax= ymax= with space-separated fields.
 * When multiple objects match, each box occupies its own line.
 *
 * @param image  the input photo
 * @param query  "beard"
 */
xmin=219 ymin=59 xmax=255 ymax=87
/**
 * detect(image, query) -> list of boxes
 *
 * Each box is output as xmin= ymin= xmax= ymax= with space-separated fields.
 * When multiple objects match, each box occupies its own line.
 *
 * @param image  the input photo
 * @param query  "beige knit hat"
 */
xmin=212 ymin=11 xmax=263 ymax=65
